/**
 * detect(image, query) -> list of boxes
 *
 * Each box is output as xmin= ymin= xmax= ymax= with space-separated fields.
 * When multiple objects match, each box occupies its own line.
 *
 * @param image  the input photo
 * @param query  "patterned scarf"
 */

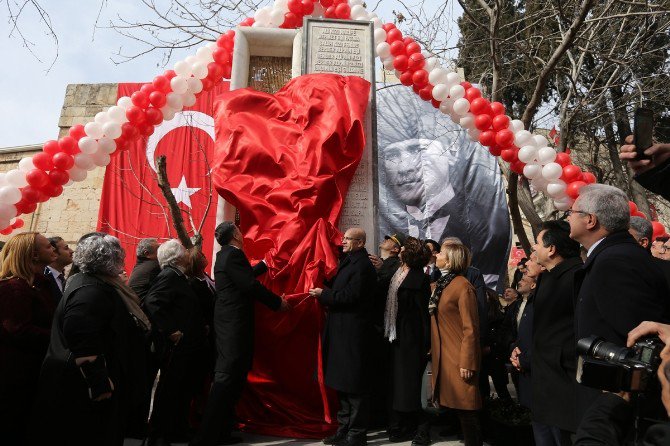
xmin=429 ymin=268 xmax=457 ymax=315
xmin=384 ymin=266 xmax=409 ymax=342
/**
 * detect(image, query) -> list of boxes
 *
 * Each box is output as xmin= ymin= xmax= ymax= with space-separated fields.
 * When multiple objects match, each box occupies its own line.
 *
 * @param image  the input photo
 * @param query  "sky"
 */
xmin=0 ymin=0 xmax=463 ymax=148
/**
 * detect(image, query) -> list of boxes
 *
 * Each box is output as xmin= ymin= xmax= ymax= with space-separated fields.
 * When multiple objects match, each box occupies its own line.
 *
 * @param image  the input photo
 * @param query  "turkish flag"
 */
xmin=98 ymin=82 xmax=229 ymax=273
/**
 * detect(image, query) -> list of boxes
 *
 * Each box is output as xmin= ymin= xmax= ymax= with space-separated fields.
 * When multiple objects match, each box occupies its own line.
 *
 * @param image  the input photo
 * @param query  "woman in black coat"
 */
xmin=384 ymin=236 xmax=432 ymax=445
xmin=31 ymin=233 xmax=150 ymax=446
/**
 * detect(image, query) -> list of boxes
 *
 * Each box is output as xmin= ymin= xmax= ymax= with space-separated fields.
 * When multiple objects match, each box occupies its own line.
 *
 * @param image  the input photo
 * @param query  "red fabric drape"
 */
xmin=212 ymin=74 xmax=370 ymax=437
xmin=98 ymin=82 xmax=229 ymax=273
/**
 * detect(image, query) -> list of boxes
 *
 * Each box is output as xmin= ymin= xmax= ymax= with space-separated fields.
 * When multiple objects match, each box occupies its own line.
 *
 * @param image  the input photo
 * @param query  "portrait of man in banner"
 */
xmin=377 ymin=85 xmax=511 ymax=289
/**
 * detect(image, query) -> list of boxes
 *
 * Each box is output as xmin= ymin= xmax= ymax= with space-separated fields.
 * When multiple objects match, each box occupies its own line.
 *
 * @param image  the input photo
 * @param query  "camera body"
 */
xmin=576 ymin=335 xmax=664 ymax=393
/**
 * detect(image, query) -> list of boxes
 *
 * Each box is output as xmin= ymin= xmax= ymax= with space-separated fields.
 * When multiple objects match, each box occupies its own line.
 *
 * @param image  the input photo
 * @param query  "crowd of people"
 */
xmin=0 ymin=140 xmax=670 ymax=446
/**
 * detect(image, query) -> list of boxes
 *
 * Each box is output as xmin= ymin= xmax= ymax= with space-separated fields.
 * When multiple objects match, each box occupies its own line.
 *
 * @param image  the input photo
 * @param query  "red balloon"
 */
xmin=495 ymin=129 xmax=515 ymax=148
xmin=382 ymin=23 xmax=396 ymax=32
xmin=562 ymin=164 xmax=582 ymax=183
xmin=566 ymin=181 xmax=587 ymax=199
xmin=652 ymin=221 xmax=666 ymax=240
xmin=222 ymin=64 xmax=232 ymax=79
xmin=48 ymin=169 xmax=70 ymax=186
xmin=474 ymin=114 xmax=492 ymax=131
xmin=58 ymin=136 xmax=77 ymax=155
xmin=386 ymin=28 xmax=403 ymax=43
xmin=479 ymin=130 xmax=497 ymax=147
xmin=301 ymin=0 xmax=314 ymax=15
xmin=121 ymin=122 xmax=140 ymax=141
xmin=153 ymin=75 xmax=171 ymax=93
xmin=0 ymin=227 xmax=12 ymax=235
xmin=465 ymin=87 xmax=482 ymax=102
xmin=399 ymin=71 xmax=414 ymax=86
xmin=412 ymin=70 xmax=429 ymax=88
xmin=26 ymin=169 xmax=49 ymax=188
xmin=628 ymin=201 xmax=638 ymax=215
xmin=431 ymin=99 xmax=441 ymax=109
xmin=11 ymin=218 xmax=24 ymax=229
xmin=406 ymin=42 xmax=421 ymax=55
xmin=335 ymin=3 xmax=350 ymax=18
xmin=461 ymin=81 xmax=472 ymax=90
xmin=389 ymin=41 xmax=406 ymax=57
xmin=15 ymin=200 xmax=37 ymax=214
xmin=634 ymin=211 xmax=647 ymax=219
xmin=403 ymin=37 xmax=415 ymax=46
xmin=149 ymin=91 xmax=167 ymax=108
xmin=501 ymin=148 xmax=518 ymax=162
xmin=140 ymin=84 xmax=155 ymax=97
xmin=407 ymin=52 xmax=425 ymax=70
xmin=145 ymin=107 xmax=164 ymax=126
xmin=490 ymin=101 xmax=505 ymax=115
xmin=201 ymin=77 xmax=214 ymax=91
xmin=321 ymin=0 xmax=333 ymax=6
xmin=281 ymin=12 xmax=299 ymax=28
xmin=213 ymin=47 xmax=231 ymax=65
xmin=469 ymin=97 xmax=491 ymax=115
xmin=217 ymin=33 xmax=235 ymax=51
xmin=323 ymin=5 xmax=337 ymax=18
xmin=207 ymin=62 xmax=224 ymax=80
xmin=164 ymin=70 xmax=177 ymax=80
xmin=32 ymin=152 xmax=54 ymax=171
xmin=114 ymin=137 xmax=128 ymax=151
xmin=489 ymin=145 xmax=503 ymax=157
xmin=68 ymin=124 xmax=87 ymax=141
xmin=126 ymin=106 xmax=146 ymax=125
xmin=393 ymin=55 xmax=409 ymax=71
xmin=582 ymin=171 xmax=597 ymax=184
xmin=510 ymin=160 xmax=526 ymax=174
xmin=43 ymin=140 xmax=60 ymax=156
xmin=41 ymin=183 xmax=63 ymax=198
xmin=491 ymin=115 xmax=510 ymax=132
xmin=418 ymin=85 xmax=433 ymax=101
xmin=555 ymin=152 xmax=571 ymax=167
xmin=21 ymin=186 xmax=41 ymax=204
xmin=287 ymin=0 xmax=302 ymax=14
xmin=52 ymin=152 xmax=74 ymax=170
xmin=239 ymin=17 xmax=254 ymax=27
xmin=412 ymin=84 xmax=422 ymax=94
xmin=131 ymin=91 xmax=150 ymax=109
xmin=138 ymin=122 xmax=155 ymax=137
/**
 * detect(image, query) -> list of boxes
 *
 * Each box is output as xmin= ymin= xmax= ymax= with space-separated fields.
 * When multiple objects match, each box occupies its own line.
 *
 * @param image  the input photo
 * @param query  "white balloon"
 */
xmin=117 ymin=96 xmax=133 ymax=109
xmin=166 ymin=92 xmax=184 ymax=110
xmin=523 ymin=163 xmax=542 ymax=180
xmin=376 ymin=42 xmax=391 ymax=59
xmin=187 ymin=77 xmax=203 ymax=94
xmin=0 ymin=203 xmax=16 ymax=220
xmin=541 ymin=162 xmax=563 ymax=181
xmin=460 ymin=113 xmax=475 ymax=129
xmin=467 ymin=128 xmax=481 ymax=142
xmin=94 ymin=111 xmax=110 ymax=125
xmin=0 ymin=173 xmax=6 ymax=187
xmin=518 ymin=145 xmax=538 ymax=163
xmin=85 ymin=121 xmax=104 ymax=139
xmin=108 ymin=105 xmax=127 ymax=123
xmin=449 ymin=112 xmax=461 ymax=124
xmin=269 ymin=8 xmax=285 ymax=27
xmin=0 ymin=218 xmax=9 ymax=231
xmin=452 ymin=98 xmax=470 ymax=115
xmin=174 ymin=60 xmax=192 ymax=77
xmin=191 ymin=62 xmax=209 ymax=80
xmin=170 ymin=76 xmax=189 ymax=95
xmin=312 ymin=2 xmax=325 ymax=17
xmin=92 ymin=151 xmax=111 ymax=167
xmin=68 ymin=167 xmax=88 ymax=182
xmin=78 ymin=136 xmax=99 ymax=155
xmin=185 ymin=55 xmax=198 ymax=67
xmin=509 ymin=119 xmax=525 ymax=133
xmin=533 ymin=134 xmax=549 ymax=148
xmin=554 ymin=200 xmax=572 ymax=211
xmin=514 ymin=130 xmax=534 ymax=147
xmin=546 ymin=180 xmax=567 ymax=198
xmin=374 ymin=28 xmax=387 ymax=45
xmin=531 ymin=177 xmax=548 ymax=192
xmin=432 ymin=84 xmax=450 ymax=102
xmin=382 ymin=57 xmax=395 ymax=71
xmin=196 ymin=46 xmax=214 ymax=63
xmin=445 ymin=72 xmax=461 ymax=86
xmin=254 ymin=6 xmax=272 ymax=26
xmin=182 ymin=93 xmax=197 ymax=107
xmin=350 ymin=0 xmax=364 ymax=5
xmin=18 ymin=157 xmax=35 ymax=172
xmin=423 ymin=56 xmax=438 ymax=72
xmin=74 ymin=153 xmax=96 ymax=170
xmin=536 ymin=146 xmax=557 ymax=165
xmin=64 ymin=179 xmax=74 ymax=187
xmin=439 ymin=99 xmax=454 ymax=115
xmin=449 ymin=84 xmax=465 ymax=100
xmin=161 ymin=107 xmax=176 ymax=121
xmin=98 ymin=137 xmax=117 ymax=154
xmin=102 ymin=122 xmax=122 ymax=139
xmin=5 ymin=169 xmax=27 ymax=187
xmin=0 ymin=186 xmax=22 ymax=205
xmin=428 ymin=68 xmax=448 ymax=85
xmin=371 ymin=17 xmax=383 ymax=29
xmin=274 ymin=0 xmax=288 ymax=8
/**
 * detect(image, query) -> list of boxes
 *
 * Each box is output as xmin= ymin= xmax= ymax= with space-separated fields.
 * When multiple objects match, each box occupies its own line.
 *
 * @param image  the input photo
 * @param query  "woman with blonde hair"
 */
xmin=0 ymin=232 xmax=57 ymax=445
xmin=430 ymin=241 xmax=482 ymax=446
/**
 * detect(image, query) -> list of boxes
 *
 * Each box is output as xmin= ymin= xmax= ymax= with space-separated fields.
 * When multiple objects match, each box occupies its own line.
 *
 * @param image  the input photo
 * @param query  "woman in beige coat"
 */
xmin=430 ymin=241 xmax=482 ymax=446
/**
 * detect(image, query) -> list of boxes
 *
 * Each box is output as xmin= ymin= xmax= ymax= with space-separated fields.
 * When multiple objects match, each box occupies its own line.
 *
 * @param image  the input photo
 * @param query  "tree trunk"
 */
xmin=156 ymin=155 xmax=195 ymax=249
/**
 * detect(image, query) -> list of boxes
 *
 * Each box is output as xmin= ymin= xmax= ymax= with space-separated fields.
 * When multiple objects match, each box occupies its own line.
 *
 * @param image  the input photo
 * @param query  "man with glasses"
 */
xmin=652 ymin=237 xmax=670 ymax=260
xmin=630 ymin=216 xmax=670 ymax=289
xmin=309 ymin=228 xmax=377 ymax=446
xmin=566 ymin=184 xmax=670 ymax=428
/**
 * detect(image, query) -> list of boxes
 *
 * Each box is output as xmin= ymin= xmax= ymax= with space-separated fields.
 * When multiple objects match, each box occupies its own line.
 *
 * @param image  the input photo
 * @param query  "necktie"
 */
xmin=58 ymin=273 xmax=66 ymax=290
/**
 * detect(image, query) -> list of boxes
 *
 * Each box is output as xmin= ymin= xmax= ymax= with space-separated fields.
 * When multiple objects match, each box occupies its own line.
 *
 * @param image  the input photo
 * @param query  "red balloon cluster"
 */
xmin=0 ymin=218 xmax=24 ymax=235
xmin=323 ymin=0 xmax=353 ymax=19
xmin=628 ymin=201 xmax=668 ymax=239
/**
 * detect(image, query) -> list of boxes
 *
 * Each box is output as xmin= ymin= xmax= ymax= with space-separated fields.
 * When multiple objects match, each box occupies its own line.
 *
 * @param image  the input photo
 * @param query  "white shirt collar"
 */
xmin=586 ymin=237 xmax=606 ymax=258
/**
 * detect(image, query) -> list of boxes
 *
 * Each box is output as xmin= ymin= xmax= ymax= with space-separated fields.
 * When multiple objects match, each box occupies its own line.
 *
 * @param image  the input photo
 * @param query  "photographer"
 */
xmin=619 ymin=135 xmax=670 ymax=201
xmin=575 ymin=321 xmax=670 ymax=445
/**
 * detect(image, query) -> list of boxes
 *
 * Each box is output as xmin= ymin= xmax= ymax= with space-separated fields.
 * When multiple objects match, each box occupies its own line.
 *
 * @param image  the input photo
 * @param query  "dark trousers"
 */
xmin=531 ymin=422 xmax=573 ymax=446
xmin=455 ymin=409 xmax=482 ymax=446
xmin=189 ymin=369 xmax=247 ymax=446
xmin=337 ymin=392 xmax=370 ymax=439
xmin=479 ymin=355 xmax=511 ymax=400
xmin=390 ymin=409 xmax=429 ymax=434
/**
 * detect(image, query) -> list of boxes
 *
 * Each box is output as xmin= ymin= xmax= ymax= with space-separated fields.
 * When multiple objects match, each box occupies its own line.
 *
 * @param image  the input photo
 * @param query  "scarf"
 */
xmin=384 ymin=266 xmax=409 ymax=342
xmin=429 ymin=267 xmax=457 ymax=315
xmin=95 ymin=274 xmax=151 ymax=332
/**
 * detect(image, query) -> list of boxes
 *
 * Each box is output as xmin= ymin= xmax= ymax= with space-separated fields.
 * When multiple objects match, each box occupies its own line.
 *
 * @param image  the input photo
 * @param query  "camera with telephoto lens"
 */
xmin=576 ymin=335 xmax=665 ymax=393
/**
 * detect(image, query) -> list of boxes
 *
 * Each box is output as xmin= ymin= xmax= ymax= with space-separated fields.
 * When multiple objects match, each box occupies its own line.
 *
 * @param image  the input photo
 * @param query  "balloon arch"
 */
xmin=0 ymin=0 xmax=656 ymax=235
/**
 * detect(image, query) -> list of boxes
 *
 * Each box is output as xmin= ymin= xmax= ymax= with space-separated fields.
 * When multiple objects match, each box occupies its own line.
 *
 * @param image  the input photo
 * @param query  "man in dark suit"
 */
xmin=568 ymin=184 xmax=670 ymax=425
xmin=309 ymin=227 xmax=378 ymax=446
xmin=44 ymin=236 xmax=73 ymax=304
xmin=190 ymin=222 xmax=288 ymax=446
xmin=129 ymin=238 xmax=161 ymax=303
xmin=629 ymin=216 xmax=670 ymax=288
xmin=530 ymin=220 xmax=582 ymax=444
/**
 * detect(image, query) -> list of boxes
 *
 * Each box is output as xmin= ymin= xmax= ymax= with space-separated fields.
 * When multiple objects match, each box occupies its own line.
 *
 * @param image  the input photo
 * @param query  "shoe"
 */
xmin=389 ymin=428 xmax=415 ymax=443
xmin=218 ymin=436 xmax=243 ymax=445
xmin=411 ymin=430 xmax=431 ymax=446
xmin=323 ymin=431 xmax=347 ymax=444
xmin=337 ymin=435 xmax=367 ymax=446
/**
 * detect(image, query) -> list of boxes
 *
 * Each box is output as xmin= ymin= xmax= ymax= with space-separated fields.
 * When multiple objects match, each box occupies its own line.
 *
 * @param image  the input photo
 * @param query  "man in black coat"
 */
xmin=629 ymin=216 xmax=670 ymax=289
xmin=530 ymin=220 xmax=583 ymax=444
xmin=309 ymin=227 xmax=378 ymax=446
xmin=568 ymin=184 xmax=670 ymax=426
xmin=129 ymin=238 xmax=161 ymax=303
xmin=620 ymin=136 xmax=670 ymax=201
xmin=190 ymin=222 xmax=288 ymax=446
xmin=44 ymin=236 xmax=73 ymax=304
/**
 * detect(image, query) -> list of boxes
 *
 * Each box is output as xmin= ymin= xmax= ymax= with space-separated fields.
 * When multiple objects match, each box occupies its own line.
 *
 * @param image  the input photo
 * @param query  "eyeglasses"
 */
xmin=562 ymin=209 xmax=591 ymax=218
xmin=342 ymin=236 xmax=362 ymax=241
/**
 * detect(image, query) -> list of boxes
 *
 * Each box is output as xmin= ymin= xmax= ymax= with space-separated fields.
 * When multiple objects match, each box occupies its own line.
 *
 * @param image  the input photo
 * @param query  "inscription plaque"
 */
xmin=302 ymin=18 xmax=378 ymax=250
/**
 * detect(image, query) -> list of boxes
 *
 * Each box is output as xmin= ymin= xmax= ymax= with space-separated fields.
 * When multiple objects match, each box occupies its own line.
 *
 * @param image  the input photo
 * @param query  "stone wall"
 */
xmin=0 ymin=83 xmax=118 ymax=245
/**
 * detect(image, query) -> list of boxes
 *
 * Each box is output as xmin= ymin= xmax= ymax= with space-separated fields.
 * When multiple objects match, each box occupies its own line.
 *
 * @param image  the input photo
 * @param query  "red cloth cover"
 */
xmin=212 ymin=73 xmax=370 ymax=437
